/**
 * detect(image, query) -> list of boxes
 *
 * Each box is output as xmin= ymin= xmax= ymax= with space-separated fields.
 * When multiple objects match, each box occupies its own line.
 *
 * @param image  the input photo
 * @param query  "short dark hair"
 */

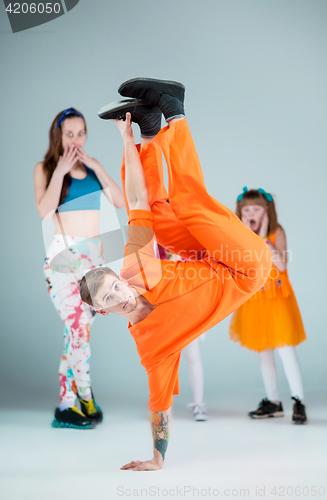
xmin=79 ymin=267 xmax=119 ymax=308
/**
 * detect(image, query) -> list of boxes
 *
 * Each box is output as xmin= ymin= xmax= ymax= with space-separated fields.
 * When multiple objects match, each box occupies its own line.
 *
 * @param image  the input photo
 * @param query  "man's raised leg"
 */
xmin=155 ymin=119 xmax=271 ymax=295
xmin=117 ymin=77 xmax=271 ymax=293
xmin=110 ymin=105 xmax=205 ymax=259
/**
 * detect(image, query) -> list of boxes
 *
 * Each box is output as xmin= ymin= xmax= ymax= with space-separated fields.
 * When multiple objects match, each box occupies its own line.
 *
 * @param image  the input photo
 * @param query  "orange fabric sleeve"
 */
xmin=120 ymin=210 xmax=162 ymax=294
xmin=147 ymin=352 xmax=181 ymax=412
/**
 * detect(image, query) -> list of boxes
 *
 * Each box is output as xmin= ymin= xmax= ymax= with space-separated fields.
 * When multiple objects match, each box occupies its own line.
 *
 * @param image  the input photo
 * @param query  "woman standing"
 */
xmin=34 ymin=108 xmax=124 ymax=429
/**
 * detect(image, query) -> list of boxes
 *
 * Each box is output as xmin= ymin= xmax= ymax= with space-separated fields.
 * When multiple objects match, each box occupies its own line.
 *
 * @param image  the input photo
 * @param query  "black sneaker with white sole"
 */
xmin=98 ymin=98 xmax=162 ymax=137
xmin=248 ymin=398 xmax=284 ymax=419
xmin=292 ymin=397 xmax=307 ymax=425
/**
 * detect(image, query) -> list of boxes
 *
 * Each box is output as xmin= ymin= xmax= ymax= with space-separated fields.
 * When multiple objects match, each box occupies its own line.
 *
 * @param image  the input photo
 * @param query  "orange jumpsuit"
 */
xmin=120 ymin=119 xmax=272 ymax=412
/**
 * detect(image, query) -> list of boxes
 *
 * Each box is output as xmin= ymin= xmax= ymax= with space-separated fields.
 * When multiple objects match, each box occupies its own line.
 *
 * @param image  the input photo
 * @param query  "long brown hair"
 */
xmin=42 ymin=108 xmax=87 ymax=206
xmin=235 ymin=189 xmax=280 ymax=235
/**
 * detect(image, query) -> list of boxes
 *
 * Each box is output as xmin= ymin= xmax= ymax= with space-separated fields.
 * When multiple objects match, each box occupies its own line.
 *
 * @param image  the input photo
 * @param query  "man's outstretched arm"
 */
xmin=120 ymin=407 xmax=171 ymax=471
xmin=112 ymin=112 xmax=150 ymax=212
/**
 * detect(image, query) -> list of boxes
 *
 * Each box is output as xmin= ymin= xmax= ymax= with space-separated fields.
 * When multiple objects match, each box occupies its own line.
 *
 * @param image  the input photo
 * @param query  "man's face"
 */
xmin=94 ymin=274 xmax=137 ymax=316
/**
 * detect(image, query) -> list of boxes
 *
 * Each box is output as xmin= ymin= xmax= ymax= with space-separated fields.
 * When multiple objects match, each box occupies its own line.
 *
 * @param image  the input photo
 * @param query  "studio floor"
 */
xmin=1 ymin=395 xmax=327 ymax=500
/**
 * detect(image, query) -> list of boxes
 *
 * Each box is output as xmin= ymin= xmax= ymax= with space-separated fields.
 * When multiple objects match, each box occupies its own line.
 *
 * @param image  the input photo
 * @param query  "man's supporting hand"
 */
xmin=120 ymin=407 xmax=171 ymax=471
xmin=120 ymin=458 xmax=162 ymax=471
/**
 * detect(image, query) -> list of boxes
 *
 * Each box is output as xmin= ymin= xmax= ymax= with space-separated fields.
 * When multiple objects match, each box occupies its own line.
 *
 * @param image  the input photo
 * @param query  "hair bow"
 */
xmin=258 ymin=188 xmax=273 ymax=202
xmin=237 ymin=186 xmax=273 ymax=202
xmin=237 ymin=186 xmax=248 ymax=201
xmin=57 ymin=107 xmax=83 ymax=128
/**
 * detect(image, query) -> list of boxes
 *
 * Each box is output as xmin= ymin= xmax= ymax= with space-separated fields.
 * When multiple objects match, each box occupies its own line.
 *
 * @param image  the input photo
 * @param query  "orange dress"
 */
xmin=120 ymin=120 xmax=272 ymax=412
xmin=229 ymin=231 xmax=306 ymax=352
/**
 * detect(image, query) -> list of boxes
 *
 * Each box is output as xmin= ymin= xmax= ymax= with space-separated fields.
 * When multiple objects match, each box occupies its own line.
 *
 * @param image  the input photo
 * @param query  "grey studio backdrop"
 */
xmin=1 ymin=0 xmax=326 ymax=413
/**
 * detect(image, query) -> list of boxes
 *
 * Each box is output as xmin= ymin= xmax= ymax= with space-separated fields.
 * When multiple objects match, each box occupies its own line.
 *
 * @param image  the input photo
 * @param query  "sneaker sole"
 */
xmin=292 ymin=420 xmax=307 ymax=425
xmin=250 ymin=411 xmax=285 ymax=419
xmin=89 ymin=415 xmax=103 ymax=424
xmin=98 ymin=99 xmax=154 ymax=120
xmin=51 ymin=419 xmax=95 ymax=429
xmin=119 ymin=77 xmax=185 ymax=91
xmin=118 ymin=77 xmax=185 ymax=102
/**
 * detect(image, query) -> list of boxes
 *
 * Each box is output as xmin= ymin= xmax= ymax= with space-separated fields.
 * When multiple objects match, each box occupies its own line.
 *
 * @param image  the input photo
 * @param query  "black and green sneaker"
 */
xmin=292 ymin=397 xmax=307 ymax=425
xmin=78 ymin=393 xmax=103 ymax=424
xmin=249 ymin=398 xmax=284 ymax=419
xmin=51 ymin=406 xmax=95 ymax=429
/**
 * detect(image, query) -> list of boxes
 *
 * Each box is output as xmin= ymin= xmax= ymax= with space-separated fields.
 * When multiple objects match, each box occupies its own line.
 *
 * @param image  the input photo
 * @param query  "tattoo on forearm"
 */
xmin=97 ymin=172 xmax=108 ymax=187
xmin=152 ymin=412 xmax=169 ymax=461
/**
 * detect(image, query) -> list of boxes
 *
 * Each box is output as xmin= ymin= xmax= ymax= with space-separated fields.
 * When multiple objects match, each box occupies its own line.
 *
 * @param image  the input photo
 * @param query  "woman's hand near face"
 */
xmin=75 ymin=147 xmax=101 ymax=172
xmin=55 ymin=144 xmax=79 ymax=176
xmin=258 ymin=212 xmax=269 ymax=238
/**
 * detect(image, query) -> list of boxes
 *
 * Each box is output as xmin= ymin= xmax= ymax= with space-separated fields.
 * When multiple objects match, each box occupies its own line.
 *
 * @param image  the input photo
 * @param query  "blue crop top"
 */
xmin=55 ymin=166 xmax=102 ymax=213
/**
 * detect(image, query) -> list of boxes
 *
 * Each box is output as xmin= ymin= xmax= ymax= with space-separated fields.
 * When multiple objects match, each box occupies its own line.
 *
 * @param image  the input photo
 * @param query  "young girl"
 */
xmin=34 ymin=107 xmax=124 ymax=429
xmin=157 ymin=245 xmax=207 ymax=422
xmin=229 ymin=187 xmax=307 ymax=424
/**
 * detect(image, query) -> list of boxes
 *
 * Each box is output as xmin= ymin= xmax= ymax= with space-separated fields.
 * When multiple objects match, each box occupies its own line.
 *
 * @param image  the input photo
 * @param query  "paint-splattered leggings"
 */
xmin=43 ymin=234 xmax=104 ymax=410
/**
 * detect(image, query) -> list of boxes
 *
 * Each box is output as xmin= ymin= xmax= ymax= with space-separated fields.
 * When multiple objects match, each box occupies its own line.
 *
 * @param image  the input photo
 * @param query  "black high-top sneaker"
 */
xmin=292 ymin=397 xmax=307 ymax=425
xmin=118 ymin=77 xmax=185 ymax=121
xmin=51 ymin=406 xmax=95 ymax=429
xmin=248 ymin=398 xmax=284 ymax=419
xmin=98 ymin=99 xmax=162 ymax=137
xmin=78 ymin=392 xmax=103 ymax=424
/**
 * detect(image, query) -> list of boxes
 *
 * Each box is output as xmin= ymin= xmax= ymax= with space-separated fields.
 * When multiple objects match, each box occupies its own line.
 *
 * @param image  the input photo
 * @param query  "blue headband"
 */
xmin=237 ymin=186 xmax=273 ymax=202
xmin=56 ymin=108 xmax=84 ymax=128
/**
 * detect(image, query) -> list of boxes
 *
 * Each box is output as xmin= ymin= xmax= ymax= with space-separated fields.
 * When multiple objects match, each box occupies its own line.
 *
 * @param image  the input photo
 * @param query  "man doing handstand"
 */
xmin=79 ymin=78 xmax=272 ymax=471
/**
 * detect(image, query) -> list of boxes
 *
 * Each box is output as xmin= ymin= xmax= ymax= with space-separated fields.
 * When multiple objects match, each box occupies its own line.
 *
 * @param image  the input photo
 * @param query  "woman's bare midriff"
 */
xmin=53 ymin=210 xmax=101 ymax=238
